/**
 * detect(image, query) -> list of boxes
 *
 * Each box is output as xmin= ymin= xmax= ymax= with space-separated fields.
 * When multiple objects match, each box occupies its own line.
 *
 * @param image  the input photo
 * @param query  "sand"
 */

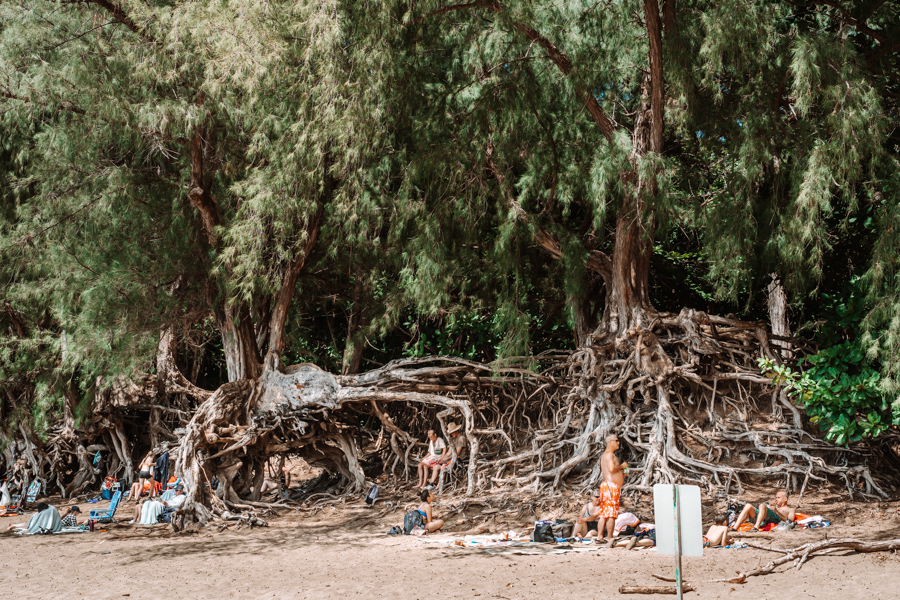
xmin=3 ymin=494 xmax=900 ymax=600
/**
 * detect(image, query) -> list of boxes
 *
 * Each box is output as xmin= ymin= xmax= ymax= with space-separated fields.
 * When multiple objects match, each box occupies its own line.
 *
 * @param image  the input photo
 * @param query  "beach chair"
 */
xmin=89 ymin=490 xmax=122 ymax=523
xmin=8 ymin=479 xmax=41 ymax=510
xmin=25 ymin=480 xmax=41 ymax=503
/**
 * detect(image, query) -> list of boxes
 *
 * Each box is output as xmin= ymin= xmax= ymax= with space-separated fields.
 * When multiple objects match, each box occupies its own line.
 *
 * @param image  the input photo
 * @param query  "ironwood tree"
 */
xmin=0 ymin=0 xmax=898 ymax=525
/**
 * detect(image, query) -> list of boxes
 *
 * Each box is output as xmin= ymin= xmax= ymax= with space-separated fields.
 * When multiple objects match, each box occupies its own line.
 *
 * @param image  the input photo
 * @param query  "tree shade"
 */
xmin=0 ymin=0 xmax=898 ymax=518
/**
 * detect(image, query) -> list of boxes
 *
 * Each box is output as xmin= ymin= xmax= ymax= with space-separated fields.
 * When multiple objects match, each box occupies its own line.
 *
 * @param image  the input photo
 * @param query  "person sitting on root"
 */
xmin=436 ymin=423 xmax=467 ymax=481
xmin=416 ymin=489 xmax=444 ymax=534
xmin=60 ymin=505 xmax=82 ymax=528
xmin=415 ymin=429 xmax=448 ymax=489
xmin=733 ymin=489 xmax=796 ymax=531
xmin=704 ymin=513 xmax=731 ymax=547
xmin=573 ymin=489 xmax=603 ymax=539
xmin=260 ymin=473 xmax=280 ymax=495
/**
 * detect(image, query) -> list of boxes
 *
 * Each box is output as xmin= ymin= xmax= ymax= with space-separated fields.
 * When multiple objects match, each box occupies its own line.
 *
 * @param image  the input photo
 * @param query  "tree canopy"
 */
xmin=1 ymin=0 xmax=899 ymax=510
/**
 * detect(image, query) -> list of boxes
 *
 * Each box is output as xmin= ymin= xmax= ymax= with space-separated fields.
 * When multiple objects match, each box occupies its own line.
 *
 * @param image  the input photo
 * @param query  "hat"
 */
xmin=447 ymin=422 xmax=462 ymax=434
xmin=71 ymin=505 xmax=81 ymax=513
xmin=174 ymin=484 xmax=184 ymax=491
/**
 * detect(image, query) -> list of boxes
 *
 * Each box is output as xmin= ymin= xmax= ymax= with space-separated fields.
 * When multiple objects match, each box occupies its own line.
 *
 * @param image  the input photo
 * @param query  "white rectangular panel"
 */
xmin=653 ymin=483 xmax=704 ymax=557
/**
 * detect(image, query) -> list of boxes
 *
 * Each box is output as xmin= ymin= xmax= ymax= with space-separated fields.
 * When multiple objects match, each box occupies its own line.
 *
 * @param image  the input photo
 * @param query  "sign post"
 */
xmin=653 ymin=484 xmax=702 ymax=597
xmin=673 ymin=485 xmax=683 ymax=599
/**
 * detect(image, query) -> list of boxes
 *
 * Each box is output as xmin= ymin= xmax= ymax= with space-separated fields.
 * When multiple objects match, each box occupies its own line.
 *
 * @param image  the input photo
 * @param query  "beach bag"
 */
xmin=403 ymin=510 xmax=424 ymax=535
xmin=531 ymin=520 xmax=555 ymax=543
xmin=365 ymin=485 xmax=379 ymax=506
xmin=552 ymin=520 xmax=573 ymax=539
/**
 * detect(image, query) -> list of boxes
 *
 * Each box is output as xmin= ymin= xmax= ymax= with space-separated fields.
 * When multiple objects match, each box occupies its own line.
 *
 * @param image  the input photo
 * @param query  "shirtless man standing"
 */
xmin=597 ymin=434 xmax=628 ymax=542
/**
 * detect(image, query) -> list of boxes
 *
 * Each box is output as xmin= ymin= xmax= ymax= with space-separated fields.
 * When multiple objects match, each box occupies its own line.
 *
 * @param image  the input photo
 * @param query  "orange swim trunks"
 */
xmin=597 ymin=481 xmax=621 ymax=519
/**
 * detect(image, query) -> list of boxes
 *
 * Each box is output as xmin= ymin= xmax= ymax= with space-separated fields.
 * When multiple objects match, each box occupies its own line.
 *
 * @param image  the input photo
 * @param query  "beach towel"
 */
xmin=138 ymin=500 xmax=165 ymax=525
xmin=25 ymin=507 xmax=62 ymax=534
xmin=797 ymin=515 xmax=830 ymax=528
xmin=614 ymin=512 xmax=640 ymax=536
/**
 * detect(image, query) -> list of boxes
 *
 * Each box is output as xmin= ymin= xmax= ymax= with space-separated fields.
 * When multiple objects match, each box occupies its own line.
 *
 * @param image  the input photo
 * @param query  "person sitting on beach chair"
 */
xmin=732 ymin=490 xmax=796 ymax=531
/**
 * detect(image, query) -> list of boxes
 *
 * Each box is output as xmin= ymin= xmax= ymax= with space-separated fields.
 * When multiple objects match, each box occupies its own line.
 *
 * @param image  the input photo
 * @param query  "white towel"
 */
xmin=138 ymin=500 xmax=165 ymax=525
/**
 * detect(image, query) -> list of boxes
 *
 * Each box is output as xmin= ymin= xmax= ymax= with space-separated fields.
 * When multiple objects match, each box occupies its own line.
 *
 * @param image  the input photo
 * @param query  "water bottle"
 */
xmin=89 ymin=519 xmax=94 ymax=532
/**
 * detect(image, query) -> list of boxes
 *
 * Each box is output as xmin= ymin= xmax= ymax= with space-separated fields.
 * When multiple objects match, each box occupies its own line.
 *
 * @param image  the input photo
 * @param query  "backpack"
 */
xmin=403 ymin=510 xmax=424 ymax=535
xmin=365 ymin=485 xmax=379 ymax=506
xmin=531 ymin=520 xmax=556 ymax=543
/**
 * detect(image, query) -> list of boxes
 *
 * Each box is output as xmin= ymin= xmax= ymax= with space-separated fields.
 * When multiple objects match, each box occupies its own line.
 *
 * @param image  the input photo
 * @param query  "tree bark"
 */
xmin=215 ymin=303 xmax=262 ymax=382
xmin=342 ymin=279 xmax=368 ymax=375
xmin=767 ymin=274 xmax=792 ymax=360
xmin=600 ymin=199 xmax=655 ymax=337
xmin=644 ymin=0 xmax=665 ymax=153
xmin=264 ymin=211 xmax=322 ymax=371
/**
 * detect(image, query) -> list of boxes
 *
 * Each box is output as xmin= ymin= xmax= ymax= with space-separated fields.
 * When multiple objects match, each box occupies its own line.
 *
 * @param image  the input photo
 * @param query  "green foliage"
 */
xmin=0 ymin=0 xmax=899 ymax=438
xmin=761 ymin=282 xmax=900 ymax=444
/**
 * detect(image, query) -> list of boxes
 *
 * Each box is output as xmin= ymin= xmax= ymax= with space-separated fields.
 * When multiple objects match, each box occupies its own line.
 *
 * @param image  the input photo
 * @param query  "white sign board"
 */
xmin=653 ymin=484 xmax=703 ymax=558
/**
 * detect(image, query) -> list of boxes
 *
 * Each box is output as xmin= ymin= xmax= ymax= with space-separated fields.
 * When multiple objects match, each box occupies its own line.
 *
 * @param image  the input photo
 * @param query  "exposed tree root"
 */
xmin=2 ymin=307 xmax=895 ymax=527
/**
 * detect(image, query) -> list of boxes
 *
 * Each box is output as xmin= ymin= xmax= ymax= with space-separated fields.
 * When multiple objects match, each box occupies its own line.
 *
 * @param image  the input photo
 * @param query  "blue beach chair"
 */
xmin=89 ymin=490 xmax=122 ymax=523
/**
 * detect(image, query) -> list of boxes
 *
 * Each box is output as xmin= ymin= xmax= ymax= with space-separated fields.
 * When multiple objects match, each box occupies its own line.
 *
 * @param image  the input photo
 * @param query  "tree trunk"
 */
xmin=342 ymin=335 xmax=365 ymax=375
xmin=264 ymin=210 xmax=321 ymax=372
xmin=767 ymin=274 xmax=792 ymax=360
xmin=342 ymin=284 xmax=367 ymax=375
xmin=600 ymin=199 xmax=655 ymax=337
xmin=215 ymin=303 xmax=262 ymax=382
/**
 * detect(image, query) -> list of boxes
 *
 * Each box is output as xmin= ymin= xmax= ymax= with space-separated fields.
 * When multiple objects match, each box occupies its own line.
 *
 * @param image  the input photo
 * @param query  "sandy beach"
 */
xmin=4 ymin=492 xmax=899 ymax=600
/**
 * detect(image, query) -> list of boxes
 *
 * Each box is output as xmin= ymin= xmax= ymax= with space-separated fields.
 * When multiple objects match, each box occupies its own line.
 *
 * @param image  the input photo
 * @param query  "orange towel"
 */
xmin=794 ymin=512 xmax=810 ymax=522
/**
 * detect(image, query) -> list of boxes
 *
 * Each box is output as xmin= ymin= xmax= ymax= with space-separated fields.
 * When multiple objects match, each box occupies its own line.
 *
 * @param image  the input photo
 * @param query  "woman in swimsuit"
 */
xmin=130 ymin=451 xmax=156 ymax=502
xmin=573 ymin=490 xmax=603 ymax=539
xmin=417 ymin=489 xmax=444 ymax=533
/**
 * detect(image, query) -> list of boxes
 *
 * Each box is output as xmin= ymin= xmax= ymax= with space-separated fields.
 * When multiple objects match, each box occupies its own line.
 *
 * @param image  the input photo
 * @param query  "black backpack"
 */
xmin=532 ymin=521 xmax=556 ymax=543
xmin=403 ymin=509 xmax=424 ymax=534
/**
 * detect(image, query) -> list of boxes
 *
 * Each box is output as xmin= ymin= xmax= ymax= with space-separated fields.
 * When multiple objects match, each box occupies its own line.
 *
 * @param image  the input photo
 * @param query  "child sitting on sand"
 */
xmin=704 ymin=513 xmax=731 ymax=547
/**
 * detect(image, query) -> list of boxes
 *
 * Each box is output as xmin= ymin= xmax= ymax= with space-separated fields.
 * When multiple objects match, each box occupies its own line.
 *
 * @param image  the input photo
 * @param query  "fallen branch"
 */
xmin=620 ymin=584 xmax=696 ymax=595
xmin=722 ymin=538 xmax=900 ymax=583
